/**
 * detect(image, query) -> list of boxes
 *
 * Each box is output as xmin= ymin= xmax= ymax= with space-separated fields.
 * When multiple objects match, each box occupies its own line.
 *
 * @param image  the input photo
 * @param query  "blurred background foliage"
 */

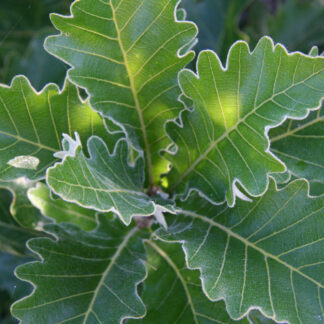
xmin=0 ymin=0 xmax=323 ymax=322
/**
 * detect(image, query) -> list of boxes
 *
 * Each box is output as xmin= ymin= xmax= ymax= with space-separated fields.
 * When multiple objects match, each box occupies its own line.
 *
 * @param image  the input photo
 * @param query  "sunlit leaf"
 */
xmin=156 ymin=178 xmax=324 ymax=323
xmin=165 ymin=37 xmax=324 ymax=206
xmin=45 ymin=0 xmax=197 ymax=184
xmin=0 ymin=76 xmax=121 ymax=181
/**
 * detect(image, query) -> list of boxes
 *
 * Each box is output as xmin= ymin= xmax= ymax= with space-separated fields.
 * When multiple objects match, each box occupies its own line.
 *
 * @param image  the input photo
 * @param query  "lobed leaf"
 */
xmin=47 ymin=136 xmax=173 ymax=225
xmin=0 ymin=76 xmax=120 ymax=181
xmin=156 ymin=178 xmax=324 ymax=324
xmin=165 ymin=37 xmax=324 ymax=206
xmin=45 ymin=0 xmax=197 ymax=184
xmin=130 ymin=240 xmax=249 ymax=324
xmin=12 ymin=214 xmax=147 ymax=323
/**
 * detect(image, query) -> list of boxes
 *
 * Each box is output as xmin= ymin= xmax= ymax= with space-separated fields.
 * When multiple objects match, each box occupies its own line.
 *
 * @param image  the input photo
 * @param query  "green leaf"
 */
xmin=47 ymin=135 xmax=173 ymax=225
xmin=0 ymin=178 xmax=49 ymax=229
xmin=130 ymin=240 xmax=249 ymax=324
xmin=28 ymin=182 xmax=98 ymax=231
xmin=0 ymin=187 xmax=41 ymax=256
xmin=270 ymin=102 xmax=324 ymax=196
xmin=165 ymin=37 xmax=324 ymax=206
xmin=44 ymin=0 xmax=197 ymax=184
xmin=248 ymin=310 xmax=279 ymax=324
xmin=0 ymin=76 xmax=121 ymax=181
xmin=156 ymin=178 xmax=324 ymax=324
xmin=12 ymin=214 xmax=147 ymax=323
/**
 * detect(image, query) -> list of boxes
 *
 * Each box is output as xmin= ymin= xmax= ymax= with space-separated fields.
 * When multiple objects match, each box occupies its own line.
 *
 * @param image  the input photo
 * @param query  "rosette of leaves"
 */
xmin=0 ymin=0 xmax=323 ymax=323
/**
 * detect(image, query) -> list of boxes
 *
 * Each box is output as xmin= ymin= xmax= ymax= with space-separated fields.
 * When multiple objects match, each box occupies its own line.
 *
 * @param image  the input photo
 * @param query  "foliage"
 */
xmin=0 ymin=0 xmax=324 ymax=323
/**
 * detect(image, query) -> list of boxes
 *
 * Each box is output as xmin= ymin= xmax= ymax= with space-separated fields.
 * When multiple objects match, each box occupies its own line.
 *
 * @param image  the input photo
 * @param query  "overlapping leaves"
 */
xmin=0 ymin=187 xmax=41 ymax=255
xmin=130 ymin=240 xmax=250 ymax=324
xmin=0 ymin=76 xmax=120 ymax=181
xmin=45 ymin=0 xmax=197 ymax=184
xmin=165 ymin=37 xmax=324 ymax=206
xmin=46 ymin=135 xmax=173 ymax=225
xmin=156 ymin=179 xmax=324 ymax=323
xmin=1 ymin=0 xmax=324 ymax=323
xmin=28 ymin=183 xmax=98 ymax=231
xmin=270 ymin=103 xmax=324 ymax=196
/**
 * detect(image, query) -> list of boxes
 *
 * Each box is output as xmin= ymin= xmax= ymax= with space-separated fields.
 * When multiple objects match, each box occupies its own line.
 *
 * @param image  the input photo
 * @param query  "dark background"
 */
xmin=0 ymin=0 xmax=323 ymax=91
xmin=0 ymin=0 xmax=323 ymax=322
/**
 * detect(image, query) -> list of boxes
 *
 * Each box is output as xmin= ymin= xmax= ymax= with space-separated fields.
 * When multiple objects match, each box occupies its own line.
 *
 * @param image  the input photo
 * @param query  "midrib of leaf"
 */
xmin=47 ymin=175 xmax=147 ymax=196
xmin=146 ymin=240 xmax=199 ymax=324
xmin=170 ymin=64 xmax=324 ymax=191
xmin=0 ymin=89 xmax=57 ymax=153
xmin=0 ymin=130 xmax=57 ymax=153
xmin=83 ymin=226 xmax=138 ymax=323
xmin=110 ymin=1 xmax=154 ymax=186
xmin=271 ymin=117 xmax=324 ymax=142
xmin=175 ymin=208 xmax=324 ymax=290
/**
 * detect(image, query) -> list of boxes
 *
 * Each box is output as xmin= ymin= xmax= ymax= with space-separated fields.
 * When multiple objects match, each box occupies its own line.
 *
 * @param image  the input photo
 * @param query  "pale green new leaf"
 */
xmin=47 ymin=136 xmax=171 ymax=225
xmin=165 ymin=37 xmax=324 ymax=206
xmin=0 ymin=179 xmax=50 ymax=229
xmin=28 ymin=182 xmax=98 ymax=231
xmin=12 ymin=214 xmax=147 ymax=323
xmin=129 ymin=240 xmax=249 ymax=324
xmin=0 ymin=76 xmax=121 ymax=181
xmin=0 ymin=187 xmax=41 ymax=256
xmin=270 ymin=101 xmax=324 ymax=196
xmin=45 ymin=0 xmax=197 ymax=184
xmin=156 ymin=178 xmax=324 ymax=324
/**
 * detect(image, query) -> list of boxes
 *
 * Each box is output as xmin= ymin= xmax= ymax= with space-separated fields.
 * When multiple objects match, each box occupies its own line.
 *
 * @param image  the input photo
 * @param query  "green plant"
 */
xmin=1 ymin=0 xmax=324 ymax=323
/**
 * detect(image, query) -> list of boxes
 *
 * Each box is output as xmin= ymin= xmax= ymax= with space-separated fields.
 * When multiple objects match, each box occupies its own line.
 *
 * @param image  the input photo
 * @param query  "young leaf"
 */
xmin=0 ymin=76 xmax=120 ymax=181
xmin=28 ymin=182 xmax=98 ymax=231
xmin=44 ymin=0 xmax=197 ymax=184
xmin=270 ymin=103 xmax=324 ymax=196
xmin=156 ymin=179 xmax=324 ymax=324
xmin=129 ymin=240 xmax=249 ymax=324
xmin=0 ymin=178 xmax=50 ymax=229
xmin=0 ymin=187 xmax=41 ymax=256
xmin=47 ymin=135 xmax=173 ymax=225
xmin=12 ymin=214 xmax=147 ymax=323
xmin=165 ymin=37 xmax=324 ymax=206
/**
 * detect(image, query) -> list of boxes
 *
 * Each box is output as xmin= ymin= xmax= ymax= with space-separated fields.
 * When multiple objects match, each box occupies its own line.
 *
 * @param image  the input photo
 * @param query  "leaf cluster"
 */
xmin=0 ymin=0 xmax=324 ymax=323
